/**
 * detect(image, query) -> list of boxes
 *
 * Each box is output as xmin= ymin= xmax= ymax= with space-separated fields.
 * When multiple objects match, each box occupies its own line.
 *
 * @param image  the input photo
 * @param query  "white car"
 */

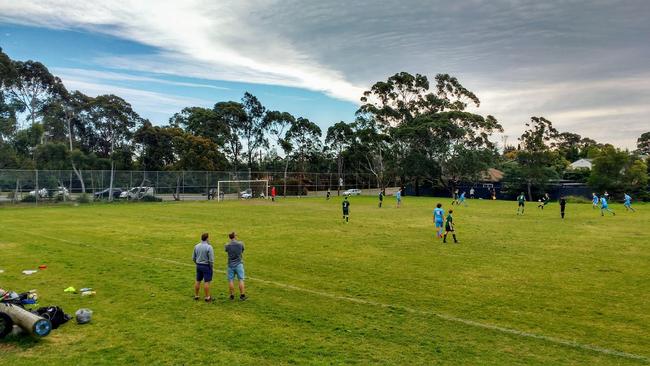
xmin=120 ymin=186 xmax=155 ymax=200
xmin=343 ymin=189 xmax=362 ymax=196
xmin=240 ymin=189 xmax=253 ymax=199
xmin=28 ymin=188 xmax=49 ymax=198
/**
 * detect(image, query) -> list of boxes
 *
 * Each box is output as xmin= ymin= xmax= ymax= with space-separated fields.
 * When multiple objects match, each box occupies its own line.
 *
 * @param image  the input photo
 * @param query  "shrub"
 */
xmin=140 ymin=195 xmax=163 ymax=202
xmin=21 ymin=195 xmax=37 ymax=203
xmin=77 ymin=193 xmax=91 ymax=204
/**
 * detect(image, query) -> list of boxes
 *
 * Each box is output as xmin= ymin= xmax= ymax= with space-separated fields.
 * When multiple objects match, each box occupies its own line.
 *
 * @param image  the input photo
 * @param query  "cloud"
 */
xmin=51 ymin=67 xmax=230 ymax=91
xmin=0 ymin=0 xmax=648 ymax=148
xmin=58 ymin=75 xmax=213 ymax=119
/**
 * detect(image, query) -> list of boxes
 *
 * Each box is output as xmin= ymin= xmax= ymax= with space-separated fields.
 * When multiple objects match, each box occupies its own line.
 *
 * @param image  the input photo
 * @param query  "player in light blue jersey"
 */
xmin=623 ymin=193 xmax=635 ymax=212
xmin=592 ymin=193 xmax=599 ymax=209
xmin=396 ymin=188 xmax=402 ymax=208
xmin=433 ymin=203 xmax=445 ymax=239
xmin=458 ymin=191 xmax=467 ymax=207
xmin=600 ymin=196 xmax=615 ymax=216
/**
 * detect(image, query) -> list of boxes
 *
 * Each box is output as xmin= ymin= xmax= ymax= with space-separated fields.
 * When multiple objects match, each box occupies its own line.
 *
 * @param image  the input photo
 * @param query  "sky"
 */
xmin=0 ymin=0 xmax=649 ymax=149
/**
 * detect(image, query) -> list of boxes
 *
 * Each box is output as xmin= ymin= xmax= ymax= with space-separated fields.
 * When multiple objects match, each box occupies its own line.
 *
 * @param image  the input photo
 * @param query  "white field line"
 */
xmin=10 ymin=230 xmax=648 ymax=363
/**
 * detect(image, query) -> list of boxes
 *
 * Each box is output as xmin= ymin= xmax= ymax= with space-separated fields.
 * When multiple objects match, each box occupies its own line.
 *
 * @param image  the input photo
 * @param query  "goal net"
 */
xmin=217 ymin=180 xmax=269 ymax=201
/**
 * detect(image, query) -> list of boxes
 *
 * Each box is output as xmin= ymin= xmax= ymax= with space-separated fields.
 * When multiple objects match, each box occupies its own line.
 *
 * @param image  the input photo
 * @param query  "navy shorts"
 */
xmin=196 ymin=264 xmax=213 ymax=282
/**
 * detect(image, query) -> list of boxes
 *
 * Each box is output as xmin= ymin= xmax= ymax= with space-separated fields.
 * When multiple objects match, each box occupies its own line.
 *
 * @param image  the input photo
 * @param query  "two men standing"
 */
xmin=192 ymin=232 xmax=247 ymax=302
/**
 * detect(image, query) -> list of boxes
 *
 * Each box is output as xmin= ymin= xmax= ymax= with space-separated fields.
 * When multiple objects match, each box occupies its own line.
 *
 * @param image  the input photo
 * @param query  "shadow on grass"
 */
xmin=0 ymin=330 xmax=41 ymax=350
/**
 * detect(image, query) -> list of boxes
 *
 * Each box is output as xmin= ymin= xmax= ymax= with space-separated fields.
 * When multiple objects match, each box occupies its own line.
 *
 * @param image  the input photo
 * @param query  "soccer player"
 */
xmin=225 ymin=232 xmax=247 ymax=301
xmin=560 ymin=196 xmax=567 ymax=219
xmin=623 ymin=193 xmax=636 ymax=212
xmin=396 ymin=188 xmax=402 ymax=208
xmin=451 ymin=188 xmax=459 ymax=205
xmin=342 ymin=196 xmax=350 ymax=222
xmin=469 ymin=187 xmax=475 ymax=199
xmin=516 ymin=192 xmax=526 ymax=215
xmin=443 ymin=209 xmax=458 ymax=243
xmin=433 ymin=203 xmax=445 ymax=239
xmin=326 ymin=189 xmax=331 ymax=200
xmin=271 ymin=186 xmax=277 ymax=202
xmin=600 ymin=195 xmax=615 ymax=216
xmin=592 ymin=193 xmax=599 ymax=209
xmin=378 ymin=190 xmax=384 ymax=208
xmin=458 ymin=191 xmax=467 ymax=207
xmin=537 ymin=193 xmax=550 ymax=210
xmin=193 ymin=233 xmax=214 ymax=302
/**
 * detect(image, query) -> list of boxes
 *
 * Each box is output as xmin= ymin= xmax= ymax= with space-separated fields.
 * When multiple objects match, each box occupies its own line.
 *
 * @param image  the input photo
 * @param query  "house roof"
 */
xmin=481 ymin=168 xmax=504 ymax=182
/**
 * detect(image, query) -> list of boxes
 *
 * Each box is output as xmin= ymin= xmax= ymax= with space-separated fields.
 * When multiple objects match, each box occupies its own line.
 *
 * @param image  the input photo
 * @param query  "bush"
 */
xmin=140 ymin=195 xmax=163 ymax=202
xmin=563 ymin=195 xmax=591 ymax=204
xmin=77 ymin=193 xmax=91 ymax=204
xmin=21 ymin=195 xmax=37 ymax=203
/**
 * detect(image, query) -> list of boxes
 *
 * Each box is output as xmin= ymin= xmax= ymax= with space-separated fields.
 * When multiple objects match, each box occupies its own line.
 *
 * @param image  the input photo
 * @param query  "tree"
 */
xmin=358 ymin=72 xmax=501 ymax=193
xmin=286 ymin=117 xmax=321 ymax=193
xmin=240 ymin=92 xmax=268 ymax=171
xmin=133 ymin=121 xmax=178 ymax=171
xmin=514 ymin=117 xmax=563 ymax=200
xmin=326 ymin=121 xmax=354 ymax=195
xmin=213 ymin=101 xmax=246 ymax=171
xmin=88 ymin=95 xmax=141 ymax=200
xmin=637 ymin=132 xmax=650 ymax=155
xmin=4 ymin=59 xmax=64 ymax=144
xmin=169 ymin=106 xmax=230 ymax=147
xmin=589 ymin=145 xmax=648 ymax=194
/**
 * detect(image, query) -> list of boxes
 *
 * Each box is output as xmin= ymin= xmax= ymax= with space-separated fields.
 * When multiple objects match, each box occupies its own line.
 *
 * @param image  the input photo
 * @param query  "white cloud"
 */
xmin=0 ymin=0 xmax=648 ymax=148
xmin=51 ymin=67 xmax=230 ymax=91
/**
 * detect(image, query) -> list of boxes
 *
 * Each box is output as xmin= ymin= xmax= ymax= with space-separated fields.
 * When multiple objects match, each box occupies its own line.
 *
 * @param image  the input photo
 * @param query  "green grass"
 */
xmin=1 ymin=197 xmax=649 ymax=365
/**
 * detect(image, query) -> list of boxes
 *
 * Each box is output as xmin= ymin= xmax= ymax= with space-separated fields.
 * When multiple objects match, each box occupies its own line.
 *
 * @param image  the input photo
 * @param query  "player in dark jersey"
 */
xmin=560 ymin=196 xmax=567 ymax=219
xmin=342 ymin=196 xmax=350 ymax=223
xmin=378 ymin=190 xmax=384 ymax=208
xmin=537 ymin=193 xmax=550 ymax=210
xmin=516 ymin=192 xmax=526 ymax=215
xmin=443 ymin=210 xmax=458 ymax=243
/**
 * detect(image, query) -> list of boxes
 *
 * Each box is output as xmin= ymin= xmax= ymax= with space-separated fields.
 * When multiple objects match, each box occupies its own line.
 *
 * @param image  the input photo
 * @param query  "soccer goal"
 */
xmin=217 ymin=180 xmax=269 ymax=201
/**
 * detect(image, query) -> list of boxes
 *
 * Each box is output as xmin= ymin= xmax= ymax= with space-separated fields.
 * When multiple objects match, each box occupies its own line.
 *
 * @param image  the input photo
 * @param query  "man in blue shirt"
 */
xmin=592 ymin=193 xmax=599 ymax=209
xmin=225 ymin=232 xmax=247 ymax=301
xmin=396 ymin=188 xmax=402 ymax=208
xmin=192 ymin=232 xmax=214 ymax=302
xmin=623 ymin=193 xmax=636 ymax=212
xmin=433 ymin=203 xmax=445 ymax=239
xmin=600 ymin=196 xmax=616 ymax=216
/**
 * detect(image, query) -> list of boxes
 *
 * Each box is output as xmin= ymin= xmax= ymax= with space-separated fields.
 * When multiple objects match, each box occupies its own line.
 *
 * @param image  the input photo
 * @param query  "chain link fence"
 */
xmin=0 ymin=169 xmax=397 ymax=204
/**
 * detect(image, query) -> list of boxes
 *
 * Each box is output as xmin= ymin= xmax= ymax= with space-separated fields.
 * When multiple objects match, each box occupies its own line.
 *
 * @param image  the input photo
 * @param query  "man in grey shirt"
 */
xmin=225 ymin=232 xmax=247 ymax=301
xmin=193 ymin=233 xmax=214 ymax=302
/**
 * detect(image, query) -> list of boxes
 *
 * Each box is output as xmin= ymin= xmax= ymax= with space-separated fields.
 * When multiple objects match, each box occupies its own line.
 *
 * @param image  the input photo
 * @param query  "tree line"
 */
xmin=1 ymin=48 xmax=648 ymax=198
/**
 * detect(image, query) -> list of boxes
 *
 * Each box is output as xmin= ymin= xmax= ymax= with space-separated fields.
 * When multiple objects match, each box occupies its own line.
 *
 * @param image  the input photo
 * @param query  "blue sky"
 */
xmin=1 ymin=1 xmax=649 ymax=149
xmin=0 ymin=24 xmax=358 ymax=130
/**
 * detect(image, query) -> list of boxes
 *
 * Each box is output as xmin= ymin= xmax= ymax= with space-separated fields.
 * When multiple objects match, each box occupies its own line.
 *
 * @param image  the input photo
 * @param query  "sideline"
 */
xmin=6 ymin=229 xmax=648 ymax=363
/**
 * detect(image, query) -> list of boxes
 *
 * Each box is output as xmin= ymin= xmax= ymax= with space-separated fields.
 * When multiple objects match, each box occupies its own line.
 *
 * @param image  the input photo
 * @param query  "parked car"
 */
xmin=343 ymin=189 xmax=362 ymax=196
xmin=28 ymin=188 xmax=49 ymax=198
xmin=240 ymin=188 xmax=253 ymax=199
xmin=120 ymin=186 xmax=155 ymax=200
xmin=94 ymin=188 xmax=123 ymax=200
xmin=54 ymin=187 xmax=71 ymax=200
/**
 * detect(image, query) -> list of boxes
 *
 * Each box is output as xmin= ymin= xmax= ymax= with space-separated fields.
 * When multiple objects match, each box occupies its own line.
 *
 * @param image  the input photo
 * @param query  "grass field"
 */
xmin=1 ymin=197 xmax=649 ymax=365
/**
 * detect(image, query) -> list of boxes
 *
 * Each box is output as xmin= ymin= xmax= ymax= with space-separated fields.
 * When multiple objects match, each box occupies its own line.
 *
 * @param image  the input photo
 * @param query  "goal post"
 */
xmin=216 ymin=180 xmax=269 ymax=202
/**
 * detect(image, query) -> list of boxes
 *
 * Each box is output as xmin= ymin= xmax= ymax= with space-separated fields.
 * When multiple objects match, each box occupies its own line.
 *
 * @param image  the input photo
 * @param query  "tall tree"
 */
xmin=88 ymin=95 xmax=141 ymax=200
xmin=286 ymin=117 xmax=321 ymax=193
xmin=637 ymin=132 xmax=650 ymax=155
xmin=326 ymin=121 xmax=354 ymax=195
xmin=5 ymin=60 xmax=64 ymax=144
xmin=213 ymin=101 xmax=246 ymax=171
xmin=169 ymin=106 xmax=230 ymax=147
xmin=516 ymin=117 xmax=562 ymax=200
xmin=240 ymin=92 xmax=268 ymax=171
